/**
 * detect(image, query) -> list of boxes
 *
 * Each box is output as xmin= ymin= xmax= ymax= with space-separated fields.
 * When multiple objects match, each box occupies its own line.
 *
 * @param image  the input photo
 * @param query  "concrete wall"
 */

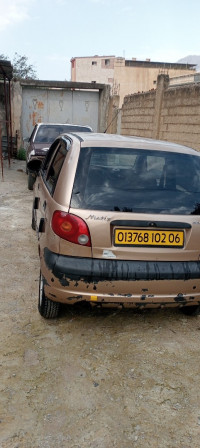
xmin=121 ymin=90 xmax=156 ymax=139
xmin=121 ymin=74 xmax=200 ymax=151
xmin=11 ymin=80 xmax=22 ymax=145
xmin=106 ymin=95 xmax=120 ymax=134
xmin=159 ymin=83 xmax=200 ymax=149
xmin=0 ymin=82 xmax=6 ymax=135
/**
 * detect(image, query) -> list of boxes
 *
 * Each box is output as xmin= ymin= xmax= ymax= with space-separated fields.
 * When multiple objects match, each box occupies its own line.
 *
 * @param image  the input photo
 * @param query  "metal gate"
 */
xmin=22 ymin=87 xmax=99 ymax=139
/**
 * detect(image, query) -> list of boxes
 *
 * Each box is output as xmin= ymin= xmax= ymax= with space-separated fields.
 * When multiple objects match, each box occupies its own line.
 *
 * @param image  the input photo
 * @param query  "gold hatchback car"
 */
xmin=31 ymin=133 xmax=200 ymax=318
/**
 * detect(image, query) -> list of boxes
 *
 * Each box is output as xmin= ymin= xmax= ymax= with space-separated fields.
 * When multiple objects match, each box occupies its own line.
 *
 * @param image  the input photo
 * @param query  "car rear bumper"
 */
xmin=42 ymin=248 xmax=200 ymax=307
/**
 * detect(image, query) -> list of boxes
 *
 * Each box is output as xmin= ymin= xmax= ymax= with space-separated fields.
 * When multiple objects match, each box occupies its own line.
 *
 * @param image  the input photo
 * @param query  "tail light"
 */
xmin=52 ymin=211 xmax=91 ymax=246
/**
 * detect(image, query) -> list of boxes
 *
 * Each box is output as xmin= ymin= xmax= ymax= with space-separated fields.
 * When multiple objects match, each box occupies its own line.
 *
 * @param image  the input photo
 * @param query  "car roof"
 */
xmin=36 ymin=122 xmax=92 ymax=129
xmin=61 ymin=132 xmax=199 ymax=156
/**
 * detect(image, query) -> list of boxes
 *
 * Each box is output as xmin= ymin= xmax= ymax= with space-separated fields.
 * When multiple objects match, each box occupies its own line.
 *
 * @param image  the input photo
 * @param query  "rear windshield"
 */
xmin=34 ymin=125 xmax=91 ymax=143
xmin=71 ymin=147 xmax=200 ymax=215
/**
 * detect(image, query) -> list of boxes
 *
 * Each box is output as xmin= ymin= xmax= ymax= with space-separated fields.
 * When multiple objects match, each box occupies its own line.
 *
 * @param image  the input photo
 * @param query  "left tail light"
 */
xmin=52 ymin=211 xmax=91 ymax=246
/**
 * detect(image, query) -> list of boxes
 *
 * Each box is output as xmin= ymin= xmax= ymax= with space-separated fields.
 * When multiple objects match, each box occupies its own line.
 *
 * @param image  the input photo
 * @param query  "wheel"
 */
xmin=31 ymin=206 xmax=36 ymax=230
xmin=28 ymin=171 xmax=36 ymax=190
xmin=181 ymin=305 xmax=200 ymax=316
xmin=38 ymin=272 xmax=60 ymax=319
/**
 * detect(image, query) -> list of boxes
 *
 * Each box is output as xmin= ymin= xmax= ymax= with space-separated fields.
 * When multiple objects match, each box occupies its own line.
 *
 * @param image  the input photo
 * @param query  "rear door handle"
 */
xmin=39 ymin=218 xmax=45 ymax=233
xmin=33 ymin=197 xmax=39 ymax=209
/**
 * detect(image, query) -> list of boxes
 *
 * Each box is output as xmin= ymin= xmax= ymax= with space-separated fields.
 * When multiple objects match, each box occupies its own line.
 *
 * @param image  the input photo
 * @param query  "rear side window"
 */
xmin=71 ymin=147 xmax=200 ymax=215
xmin=44 ymin=141 xmax=68 ymax=195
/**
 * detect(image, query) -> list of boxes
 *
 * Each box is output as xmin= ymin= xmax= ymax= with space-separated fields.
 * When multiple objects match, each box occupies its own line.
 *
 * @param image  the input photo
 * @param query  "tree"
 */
xmin=0 ymin=52 xmax=37 ymax=79
xmin=12 ymin=53 xmax=37 ymax=80
xmin=0 ymin=53 xmax=8 ymax=60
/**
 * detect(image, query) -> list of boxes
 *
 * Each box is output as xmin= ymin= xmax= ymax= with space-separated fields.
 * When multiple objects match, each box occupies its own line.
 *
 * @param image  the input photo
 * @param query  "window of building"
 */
xmin=105 ymin=59 xmax=110 ymax=66
xmin=92 ymin=61 xmax=97 ymax=66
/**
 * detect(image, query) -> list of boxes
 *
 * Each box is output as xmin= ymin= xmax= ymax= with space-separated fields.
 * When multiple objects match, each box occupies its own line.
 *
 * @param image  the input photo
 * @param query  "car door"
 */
xmin=34 ymin=138 xmax=70 ymax=248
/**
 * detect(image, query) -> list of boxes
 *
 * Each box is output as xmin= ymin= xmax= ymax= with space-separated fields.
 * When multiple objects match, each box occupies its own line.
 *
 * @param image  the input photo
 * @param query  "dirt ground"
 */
xmin=1 ymin=159 xmax=200 ymax=448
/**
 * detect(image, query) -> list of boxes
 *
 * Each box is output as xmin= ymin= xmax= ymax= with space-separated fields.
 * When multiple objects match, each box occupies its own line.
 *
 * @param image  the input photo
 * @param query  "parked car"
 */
xmin=26 ymin=122 xmax=92 ymax=190
xmin=31 ymin=132 xmax=200 ymax=318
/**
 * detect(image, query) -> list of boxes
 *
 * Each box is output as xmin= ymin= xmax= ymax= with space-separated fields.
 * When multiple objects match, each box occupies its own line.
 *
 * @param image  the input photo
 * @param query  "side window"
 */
xmin=45 ymin=140 xmax=69 ymax=196
xmin=42 ymin=139 xmax=60 ymax=178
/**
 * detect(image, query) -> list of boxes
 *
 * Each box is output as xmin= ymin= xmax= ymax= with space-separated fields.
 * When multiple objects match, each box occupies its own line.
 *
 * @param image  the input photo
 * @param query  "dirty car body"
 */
xmin=26 ymin=122 xmax=92 ymax=190
xmin=32 ymin=133 xmax=200 ymax=318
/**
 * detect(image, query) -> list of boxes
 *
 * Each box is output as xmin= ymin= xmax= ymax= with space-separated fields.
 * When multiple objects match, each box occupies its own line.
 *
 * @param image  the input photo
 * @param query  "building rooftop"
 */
xmin=70 ymin=55 xmax=196 ymax=70
xmin=124 ymin=59 xmax=196 ymax=70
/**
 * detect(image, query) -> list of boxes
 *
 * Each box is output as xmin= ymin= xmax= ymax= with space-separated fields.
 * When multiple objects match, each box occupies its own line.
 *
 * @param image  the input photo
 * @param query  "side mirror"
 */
xmin=27 ymin=158 xmax=43 ymax=173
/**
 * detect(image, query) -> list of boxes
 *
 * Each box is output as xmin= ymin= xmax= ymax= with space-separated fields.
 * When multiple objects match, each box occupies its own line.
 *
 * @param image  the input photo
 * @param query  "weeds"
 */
xmin=17 ymin=147 xmax=26 ymax=160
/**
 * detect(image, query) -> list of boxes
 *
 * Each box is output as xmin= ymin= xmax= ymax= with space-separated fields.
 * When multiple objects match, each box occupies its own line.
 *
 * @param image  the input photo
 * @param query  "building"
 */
xmin=71 ymin=55 xmax=196 ymax=106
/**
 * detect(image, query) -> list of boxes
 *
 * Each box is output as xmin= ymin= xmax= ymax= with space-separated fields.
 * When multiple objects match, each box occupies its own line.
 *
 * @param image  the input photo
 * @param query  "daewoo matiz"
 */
xmin=31 ymin=133 xmax=200 ymax=318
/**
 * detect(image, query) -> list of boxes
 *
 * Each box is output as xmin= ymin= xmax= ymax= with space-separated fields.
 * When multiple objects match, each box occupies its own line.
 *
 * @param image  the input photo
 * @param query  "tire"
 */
xmin=38 ymin=272 xmax=60 ymax=319
xmin=28 ymin=171 xmax=36 ymax=190
xmin=181 ymin=305 xmax=200 ymax=316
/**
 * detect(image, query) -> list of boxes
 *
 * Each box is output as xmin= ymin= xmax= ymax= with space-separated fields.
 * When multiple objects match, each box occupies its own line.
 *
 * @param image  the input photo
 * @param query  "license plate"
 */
xmin=114 ymin=228 xmax=184 ymax=247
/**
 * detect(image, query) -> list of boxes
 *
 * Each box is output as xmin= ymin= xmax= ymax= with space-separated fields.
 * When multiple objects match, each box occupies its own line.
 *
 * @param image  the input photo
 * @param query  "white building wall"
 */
xmin=71 ymin=56 xmax=115 ymax=85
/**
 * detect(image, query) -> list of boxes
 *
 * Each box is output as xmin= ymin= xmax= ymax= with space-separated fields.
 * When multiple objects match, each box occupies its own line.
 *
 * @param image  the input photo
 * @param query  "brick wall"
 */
xmin=121 ymin=91 xmax=156 ymax=138
xmin=159 ymin=84 xmax=200 ymax=149
xmin=121 ymin=75 xmax=200 ymax=151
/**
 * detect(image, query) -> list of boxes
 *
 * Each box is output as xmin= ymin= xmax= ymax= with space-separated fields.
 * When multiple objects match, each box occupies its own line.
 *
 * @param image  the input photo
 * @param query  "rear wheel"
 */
xmin=28 ymin=171 xmax=36 ymax=190
xmin=38 ymin=272 xmax=60 ymax=319
xmin=181 ymin=305 xmax=200 ymax=316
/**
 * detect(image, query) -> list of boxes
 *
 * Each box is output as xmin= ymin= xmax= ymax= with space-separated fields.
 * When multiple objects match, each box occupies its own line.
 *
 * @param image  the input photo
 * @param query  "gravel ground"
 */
xmin=1 ymin=159 xmax=200 ymax=448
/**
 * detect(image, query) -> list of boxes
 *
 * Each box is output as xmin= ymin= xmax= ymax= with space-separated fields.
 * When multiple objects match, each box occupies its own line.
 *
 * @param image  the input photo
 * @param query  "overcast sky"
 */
xmin=1 ymin=0 xmax=200 ymax=80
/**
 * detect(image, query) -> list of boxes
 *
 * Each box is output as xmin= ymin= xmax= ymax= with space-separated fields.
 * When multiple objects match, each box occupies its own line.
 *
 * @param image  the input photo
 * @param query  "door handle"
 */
xmin=39 ymin=218 xmax=45 ymax=233
xmin=33 ymin=197 xmax=39 ymax=209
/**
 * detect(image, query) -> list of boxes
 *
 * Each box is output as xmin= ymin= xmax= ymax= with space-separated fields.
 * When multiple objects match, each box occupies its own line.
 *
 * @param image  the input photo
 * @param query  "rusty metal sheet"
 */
xmin=22 ymin=87 xmax=99 ymax=140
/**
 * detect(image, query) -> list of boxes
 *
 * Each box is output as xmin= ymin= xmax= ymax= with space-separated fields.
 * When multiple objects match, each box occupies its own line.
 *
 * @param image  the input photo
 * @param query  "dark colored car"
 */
xmin=32 ymin=132 xmax=200 ymax=319
xmin=26 ymin=122 xmax=92 ymax=189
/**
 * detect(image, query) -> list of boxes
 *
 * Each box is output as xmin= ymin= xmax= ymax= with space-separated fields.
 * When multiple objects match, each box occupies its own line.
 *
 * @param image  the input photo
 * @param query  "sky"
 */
xmin=1 ymin=0 xmax=200 ymax=81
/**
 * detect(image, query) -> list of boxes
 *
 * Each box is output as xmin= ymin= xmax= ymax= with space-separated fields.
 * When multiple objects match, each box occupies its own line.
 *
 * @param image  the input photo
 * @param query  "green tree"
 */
xmin=0 ymin=53 xmax=8 ymax=60
xmin=12 ymin=53 xmax=37 ymax=79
